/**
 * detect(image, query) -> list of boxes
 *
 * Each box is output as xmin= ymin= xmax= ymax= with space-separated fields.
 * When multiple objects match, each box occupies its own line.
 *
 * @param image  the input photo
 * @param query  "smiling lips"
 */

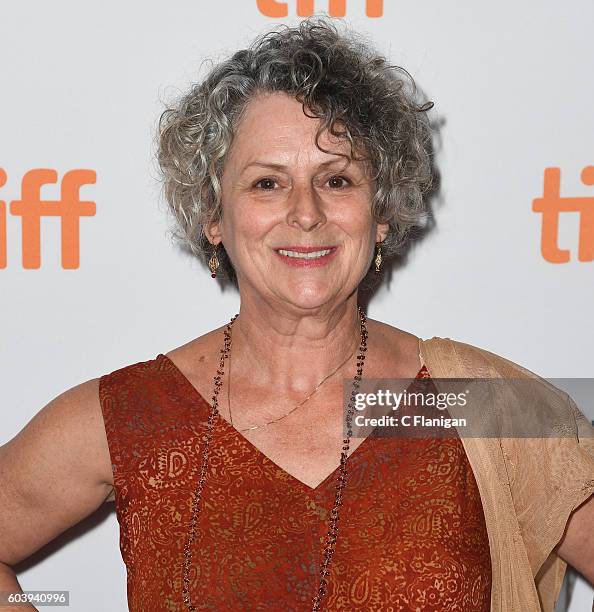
xmin=274 ymin=245 xmax=338 ymax=267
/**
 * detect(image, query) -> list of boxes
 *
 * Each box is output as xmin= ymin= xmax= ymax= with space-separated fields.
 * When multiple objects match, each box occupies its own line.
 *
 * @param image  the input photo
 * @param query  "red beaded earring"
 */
xmin=208 ymin=244 xmax=220 ymax=279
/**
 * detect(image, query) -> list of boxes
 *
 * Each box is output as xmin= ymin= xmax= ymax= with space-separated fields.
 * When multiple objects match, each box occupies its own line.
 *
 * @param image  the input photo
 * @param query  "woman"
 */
xmin=1 ymin=17 xmax=593 ymax=612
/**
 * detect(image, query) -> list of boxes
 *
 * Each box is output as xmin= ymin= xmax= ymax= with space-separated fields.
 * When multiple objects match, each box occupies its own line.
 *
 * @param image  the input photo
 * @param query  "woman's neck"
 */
xmin=230 ymin=295 xmax=363 ymax=395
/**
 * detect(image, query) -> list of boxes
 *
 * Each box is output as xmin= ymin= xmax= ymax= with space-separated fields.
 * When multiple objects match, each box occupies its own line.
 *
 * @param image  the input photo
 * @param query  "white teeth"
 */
xmin=277 ymin=249 xmax=332 ymax=259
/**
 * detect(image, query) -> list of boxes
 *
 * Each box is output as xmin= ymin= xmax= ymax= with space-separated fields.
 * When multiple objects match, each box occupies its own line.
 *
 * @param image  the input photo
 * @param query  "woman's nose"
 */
xmin=286 ymin=184 xmax=326 ymax=232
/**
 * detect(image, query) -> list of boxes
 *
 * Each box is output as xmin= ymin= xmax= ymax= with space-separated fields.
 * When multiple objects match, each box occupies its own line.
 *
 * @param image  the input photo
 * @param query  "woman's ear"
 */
xmin=376 ymin=221 xmax=389 ymax=244
xmin=205 ymin=217 xmax=223 ymax=246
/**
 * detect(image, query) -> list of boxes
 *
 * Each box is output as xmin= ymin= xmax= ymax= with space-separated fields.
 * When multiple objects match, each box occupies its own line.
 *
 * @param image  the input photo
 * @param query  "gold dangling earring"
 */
xmin=374 ymin=242 xmax=382 ymax=273
xmin=208 ymin=244 xmax=220 ymax=279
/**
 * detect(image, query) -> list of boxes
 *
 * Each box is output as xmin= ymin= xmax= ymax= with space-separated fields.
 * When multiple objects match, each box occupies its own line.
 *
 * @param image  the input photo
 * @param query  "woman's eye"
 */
xmin=255 ymin=178 xmax=277 ymax=190
xmin=328 ymin=175 xmax=350 ymax=188
xmin=253 ymin=175 xmax=351 ymax=190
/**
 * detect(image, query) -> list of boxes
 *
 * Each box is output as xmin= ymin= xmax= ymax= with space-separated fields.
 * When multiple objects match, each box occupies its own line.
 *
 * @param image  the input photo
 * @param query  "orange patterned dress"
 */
xmin=99 ymin=353 xmax=492 ymax=611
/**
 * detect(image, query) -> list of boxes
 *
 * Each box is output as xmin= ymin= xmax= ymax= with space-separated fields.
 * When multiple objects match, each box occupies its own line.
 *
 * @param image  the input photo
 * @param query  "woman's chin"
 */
xmin=273 ymin=280 xmax=345 ymax=312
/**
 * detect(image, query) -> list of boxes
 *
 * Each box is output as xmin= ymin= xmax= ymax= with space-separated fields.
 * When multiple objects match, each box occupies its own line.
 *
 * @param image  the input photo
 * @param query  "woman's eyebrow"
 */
xmin=239 ymin=158 xmax=355 ymax=174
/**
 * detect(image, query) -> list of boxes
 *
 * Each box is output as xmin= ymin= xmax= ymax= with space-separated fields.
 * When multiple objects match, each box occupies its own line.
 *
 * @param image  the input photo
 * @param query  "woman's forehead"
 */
xmin=227 ymin=93 xmax=360 ymax=171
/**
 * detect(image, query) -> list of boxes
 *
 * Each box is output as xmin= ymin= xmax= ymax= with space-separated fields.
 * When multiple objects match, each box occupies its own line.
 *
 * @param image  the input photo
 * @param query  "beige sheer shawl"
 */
xmin=419 ymin=337 xmax=594 ymax=611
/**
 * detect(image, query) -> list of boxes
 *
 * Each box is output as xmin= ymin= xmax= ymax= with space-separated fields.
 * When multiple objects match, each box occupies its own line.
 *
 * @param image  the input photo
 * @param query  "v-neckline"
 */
xmin=157 ymin=352 xmax=426 ymax=492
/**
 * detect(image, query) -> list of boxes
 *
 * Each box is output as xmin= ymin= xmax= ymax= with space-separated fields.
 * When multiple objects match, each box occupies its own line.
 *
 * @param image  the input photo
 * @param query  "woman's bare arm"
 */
xmin=0 ymin=378 xmax=114 ymax=606
xmin=0 ymin=562 xmax=37 ymax=611
xmin=555 ymin=494 xmax=594 ymax=585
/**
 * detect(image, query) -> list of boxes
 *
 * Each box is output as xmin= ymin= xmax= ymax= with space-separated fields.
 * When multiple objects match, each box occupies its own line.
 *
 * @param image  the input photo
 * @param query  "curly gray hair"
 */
xmin=156 ymin=16 xmax=434 ymax=283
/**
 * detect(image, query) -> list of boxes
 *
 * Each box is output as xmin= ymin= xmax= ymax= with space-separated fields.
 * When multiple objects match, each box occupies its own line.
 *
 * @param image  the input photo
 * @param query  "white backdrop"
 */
xmin=1 ymin=1 xmax=593 ymax=610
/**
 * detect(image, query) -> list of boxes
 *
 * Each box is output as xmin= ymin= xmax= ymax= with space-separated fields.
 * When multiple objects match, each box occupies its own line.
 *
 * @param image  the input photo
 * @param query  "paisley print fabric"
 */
xmin=99 ymin=353 xmax=491 ymax=611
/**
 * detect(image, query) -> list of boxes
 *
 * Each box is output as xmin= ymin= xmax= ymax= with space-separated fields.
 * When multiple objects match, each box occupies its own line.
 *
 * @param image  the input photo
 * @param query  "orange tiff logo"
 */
xmin=0 ymin=168 xmax=96 ymax=269
xmin=532 ymin=166 xmax=594 ymax=263
xmin=257 ymin=0 xmax=383 ymax=17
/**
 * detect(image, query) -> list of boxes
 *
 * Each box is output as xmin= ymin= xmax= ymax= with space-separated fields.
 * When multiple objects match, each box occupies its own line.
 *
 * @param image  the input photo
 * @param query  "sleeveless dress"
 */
xmin=99 ymin=353 xmax=492 ymax=611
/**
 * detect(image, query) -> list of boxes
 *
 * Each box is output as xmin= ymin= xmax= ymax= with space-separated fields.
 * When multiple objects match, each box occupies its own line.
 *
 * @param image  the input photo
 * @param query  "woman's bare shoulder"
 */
xmin=365 ymin=318 xmax=422 ymax=378
xmin=163 ymin=325 xmax=227 ymax=376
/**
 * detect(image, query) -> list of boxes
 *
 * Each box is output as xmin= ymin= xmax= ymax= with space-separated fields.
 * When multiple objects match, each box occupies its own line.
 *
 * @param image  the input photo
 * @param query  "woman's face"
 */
xmin=210 ymin=91 xmax=388 ymax=313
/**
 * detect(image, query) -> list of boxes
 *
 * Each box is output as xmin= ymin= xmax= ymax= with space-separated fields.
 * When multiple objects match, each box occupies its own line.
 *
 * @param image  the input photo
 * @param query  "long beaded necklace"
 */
xmin=181 ymin=305 xmax=369 ymax=611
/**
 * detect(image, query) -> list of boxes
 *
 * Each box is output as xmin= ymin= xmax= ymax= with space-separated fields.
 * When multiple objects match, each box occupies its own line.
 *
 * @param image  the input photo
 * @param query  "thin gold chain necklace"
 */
xmin=228 ymin=331 xmax=358 ymax=432
xmin=181 ymin=305 xmax=368 ymax=611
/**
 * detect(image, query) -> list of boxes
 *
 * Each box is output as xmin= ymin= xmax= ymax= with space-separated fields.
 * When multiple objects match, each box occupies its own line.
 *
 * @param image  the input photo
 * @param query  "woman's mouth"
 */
xmin=273 ymin=246 xmax=338 ymax=267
